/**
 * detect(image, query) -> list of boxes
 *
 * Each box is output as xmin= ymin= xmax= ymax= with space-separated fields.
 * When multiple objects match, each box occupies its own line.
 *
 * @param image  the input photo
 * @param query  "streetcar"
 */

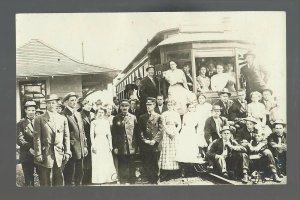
xmin=115 ymin=25 xmax=254 ymax=102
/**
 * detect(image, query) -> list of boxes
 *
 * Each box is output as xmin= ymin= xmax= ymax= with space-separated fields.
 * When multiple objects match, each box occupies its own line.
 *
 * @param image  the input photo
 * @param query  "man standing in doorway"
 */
xmin=140 ymin=65 xmax=158 ymax=114
xmin=240 ymin=51 xmax=269 ymax=101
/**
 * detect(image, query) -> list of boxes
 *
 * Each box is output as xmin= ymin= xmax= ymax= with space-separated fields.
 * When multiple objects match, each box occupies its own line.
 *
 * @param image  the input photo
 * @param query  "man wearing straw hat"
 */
xmin=33 ymin=94 xmax=71 ymax=186
xmin=17 ymin=100 xmax=39 ymax=186
xmin=62 ymin=92 xmax=88 ymax=186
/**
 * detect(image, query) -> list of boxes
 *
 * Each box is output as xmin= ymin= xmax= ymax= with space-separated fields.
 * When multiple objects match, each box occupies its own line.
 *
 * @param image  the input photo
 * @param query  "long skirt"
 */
xmin=159 ymin=133 xmax=179 ymax=170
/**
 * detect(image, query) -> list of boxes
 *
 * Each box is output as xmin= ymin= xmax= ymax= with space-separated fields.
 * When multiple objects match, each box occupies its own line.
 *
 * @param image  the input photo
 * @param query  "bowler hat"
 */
xmin=145 ymin=65 xmax=155 ymax=72
xmin=45 ymin=94 xmax=60 ymax=102
xmin=24 ymin=101 xmax=37 ymax=108
xmin=146 ymin=97 xmax=156 ymax=105
xmin=63 ymin=92 xmax=78 ymax=103
xmin=220 ymin=125 xmax=231 ymax=133
xmin=218 ymin=88 xmax=231 ymax=97
xmin=120 ymin=99 xmax=130 ymax=106
xmin=243 ymin=116 xmax=257 ymax=124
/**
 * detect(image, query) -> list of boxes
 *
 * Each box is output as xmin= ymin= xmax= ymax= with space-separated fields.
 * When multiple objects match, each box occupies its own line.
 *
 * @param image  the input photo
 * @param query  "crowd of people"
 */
xmin=16 ymin=51 xmax=286 ymax=186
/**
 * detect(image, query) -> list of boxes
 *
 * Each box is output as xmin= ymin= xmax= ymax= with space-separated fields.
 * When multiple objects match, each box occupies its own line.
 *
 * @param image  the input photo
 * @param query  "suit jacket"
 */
xmin=206 ymin=71 xmax=217 ymax=79
xmin=33 ymin=112 xmax=71 ymax=168
xmin=228 ymin=99 xmax=248 ymax=121
xmin=138 ymin=112 xmax=163 ymax=152
xmin=204 ymin=116 xmax=228 ymax=144
xmin=184 ymin=71 xmax=193 ymax=91
xmin=17 ymin=118 xmax=35 ymax=163
xmin=235 ymin=126 xmax=258 ymax=143
xmin=240 ymin=65 xmax=269 ymax=92
xmin=214 ymin=100 xmax=234 ymax=119
xmin=267 ymin=132 xmax=287 ymax=155
xmin=111 ymin=113 xmax=138 ymax=155
xmin=128 ymin=108 xmax=142 ymax=118
xmin=207 ymin=138 xmax=246 ymax=160
xmin=80 ymin=110 xmax=93 ymax=152
xmin=140 ymin=76 xmax=158 ymax=102
xmin=154 ymin=104 xmax=168 ymax=115
xmin=63 ymin=107 xmax=87 ymax=159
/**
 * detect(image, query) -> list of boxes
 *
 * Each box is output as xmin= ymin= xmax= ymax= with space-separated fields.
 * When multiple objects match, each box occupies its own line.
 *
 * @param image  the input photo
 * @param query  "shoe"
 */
xmin=278 ymin=173 xmax=284 ymax=178
xmin=222 ymin=172 xmax=229 ymax=179
xmin=241 ymin=173 xmax=248 ymax=184
xmin=272 ymin=174 xmax=282 ymax=183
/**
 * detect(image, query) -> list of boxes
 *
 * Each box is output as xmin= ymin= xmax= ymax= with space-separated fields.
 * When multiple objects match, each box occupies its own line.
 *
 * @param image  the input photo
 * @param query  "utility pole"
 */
xmin=81 ymin=41 xmax=85 ymax=63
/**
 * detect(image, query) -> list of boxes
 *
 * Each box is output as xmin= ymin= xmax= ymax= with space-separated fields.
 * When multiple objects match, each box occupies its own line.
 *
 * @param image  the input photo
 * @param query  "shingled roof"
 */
xmin=16 ymin=39 xmax=119 ymax=78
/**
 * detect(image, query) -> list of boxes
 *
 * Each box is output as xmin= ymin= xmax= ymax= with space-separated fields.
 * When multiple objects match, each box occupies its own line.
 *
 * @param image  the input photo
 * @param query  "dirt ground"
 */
xmin=16 ymin=164 xmax=286 ymax=187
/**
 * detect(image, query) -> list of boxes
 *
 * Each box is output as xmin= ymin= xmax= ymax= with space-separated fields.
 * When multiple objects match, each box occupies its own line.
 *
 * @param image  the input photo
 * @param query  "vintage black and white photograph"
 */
xmin=16 ymin=11 xmax=287 ymax=186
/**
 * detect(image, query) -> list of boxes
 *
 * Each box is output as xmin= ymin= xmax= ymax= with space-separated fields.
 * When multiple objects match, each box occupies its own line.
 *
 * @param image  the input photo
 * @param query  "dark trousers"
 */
xmin=82 ymin=155 xmax=92 ymax=185
xmin=21 ymin=161 xmax=39 ymax=186
xmin=118 ymin=155 xmax=136 ymax=184
xmin=142 ymin=151 xmax=160 ymax=184
xmin=63 ymin=157 xmax=84 ymax=186
xmin=274 ymin=151 xmax=286 ymax=175
xmin=213 ymin=152 xmax=249 ymax=176
xmin=250 ymin=149 xmax=277 ymax=175
xmin=38 ymin=162 xmax=64 ymax=186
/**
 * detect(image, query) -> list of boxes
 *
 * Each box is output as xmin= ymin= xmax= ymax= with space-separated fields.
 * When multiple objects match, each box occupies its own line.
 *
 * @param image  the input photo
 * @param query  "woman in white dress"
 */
xmin=163 ymin=60 xmax=196 ymax=115
xmin=90 ymin=107 xmax=117 ymax=184
xmin=176 ymin=103 xmax=205 ymax=176
xmin=211 ymin=64 xmax=235 ymax=92
xmin=159 ymin=99 xmax=181 ymax=181
xmin=195 ymin=93 xmax=212 ymax=155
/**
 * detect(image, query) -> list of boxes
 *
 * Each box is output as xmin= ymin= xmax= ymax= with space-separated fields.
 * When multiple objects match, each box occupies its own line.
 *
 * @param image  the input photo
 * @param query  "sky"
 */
xmin=16 ymin=11 xmax=286 ymax=99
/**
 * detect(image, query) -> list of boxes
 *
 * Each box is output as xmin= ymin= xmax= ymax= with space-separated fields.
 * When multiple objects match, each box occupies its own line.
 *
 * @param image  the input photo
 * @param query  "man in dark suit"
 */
xmin=33 ymin=94 xmax=71 ymax=186
xmin=183 ymin=64 xmax=194 ymax=91
xmin=140 ymin=65 xmax=158 ymax=114
xmin=205 ymin=62 xmax=217 ymax=78
xmin=228 ymin=90 xmax=248 ymax=121
xmin=138 ymin=97 xmax=163 ymax=184
xmin=128 ymin=99 xmax=141 ymax=118
xmin=154 ymin=94 xmax=167 ymax=114
xmin=80 ymin=99 xmax=94 ymax=185
xmin=240 ymin=51 xmax=269 ymax=101
xmin=62 ymin=92 xmax=88 ymax=186
xmin=214 ymin=88 xmax=234 ymax=120
xmin=111 ymin=99 xmax=139 ymax=184
xmin=267 ymin=120 xmax=287 ymax=177
xmin=204 ymin=105 xmax=228 ymax=145
xmin=206 ymin=126 xmax=249 ymax=183
xmin=261 ymin=88 xmax=277 ymax=128
xmin=235 ymin=117 xmax=258 ymax=144
xmin=247 ymin=132 xmax=281 ymax=182
xmin=17 ymin=101 xmax=39 ymax=186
